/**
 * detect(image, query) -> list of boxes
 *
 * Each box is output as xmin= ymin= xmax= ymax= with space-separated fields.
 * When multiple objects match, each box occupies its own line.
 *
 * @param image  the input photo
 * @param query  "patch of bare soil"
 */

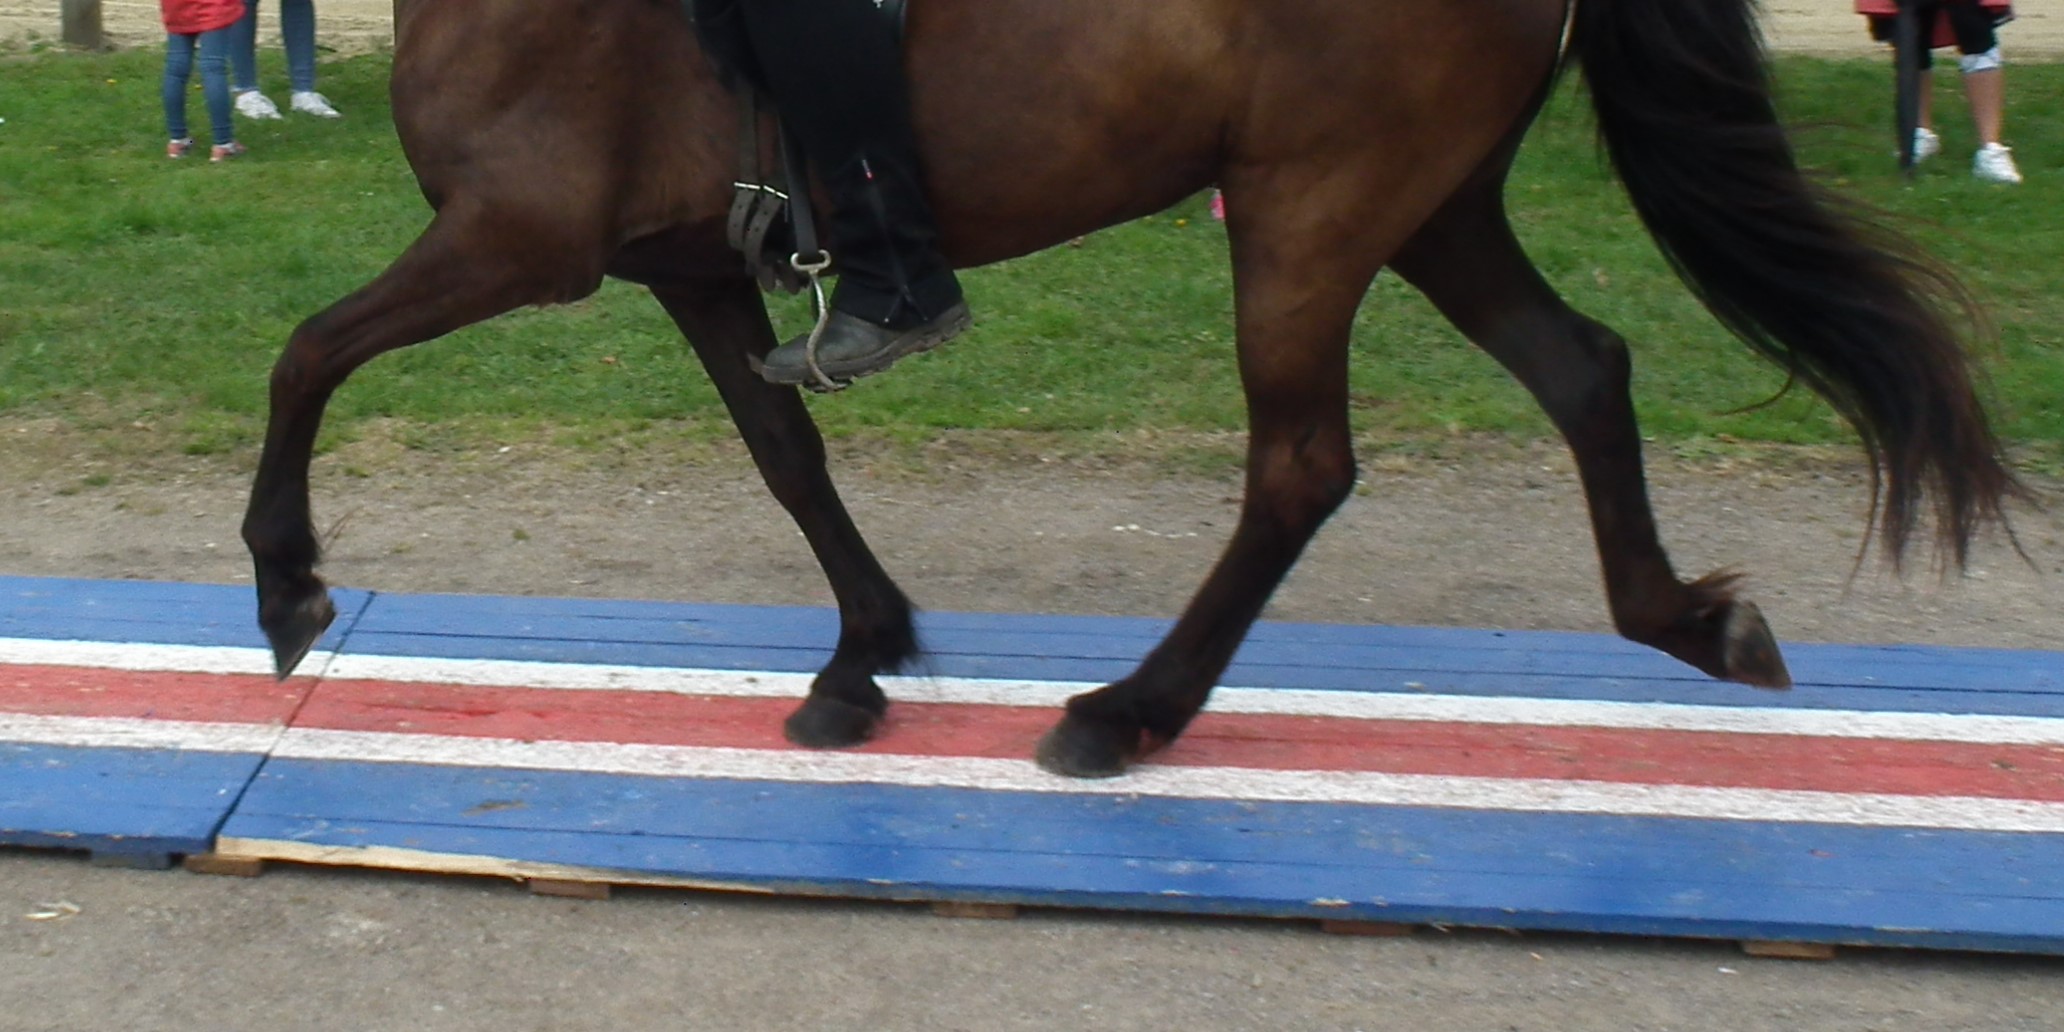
xmin=2 ymin=421 xmax=2055 ymax=656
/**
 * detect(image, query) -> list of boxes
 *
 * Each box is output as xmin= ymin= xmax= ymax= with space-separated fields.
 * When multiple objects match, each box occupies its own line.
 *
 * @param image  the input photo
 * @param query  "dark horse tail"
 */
xmin=1570 ymin=0 xmax=2019 ymax=565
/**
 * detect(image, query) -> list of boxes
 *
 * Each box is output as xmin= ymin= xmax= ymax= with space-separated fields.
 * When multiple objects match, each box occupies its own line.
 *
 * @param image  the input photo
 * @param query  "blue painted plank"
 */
xmin=219 ymin=766 xmax=2064 ymax=955
xmin=355 ymin=590 xmax=2051 ymax=666
xmin=351 ymin=589 xmax=2059 ymax=678
xmin=0 ymin=744 xmax=263 ymax=858
xmin=326 ymin=629 xmax=2064 ymax=717
xmin=7 ymin=578 xmax=2049 ymax=695
xmin=230 ymin=760 xmax=2064 ymax=901
xmin=341 ymin=593 xmax=2062 ymax=697
xmin=5 ymin=577 xmax=2032 ymax=701
xmin=219 ymin=816 xmax=2061 ymax=953
xmin=0 ymin=576 xmax=371 ymax=652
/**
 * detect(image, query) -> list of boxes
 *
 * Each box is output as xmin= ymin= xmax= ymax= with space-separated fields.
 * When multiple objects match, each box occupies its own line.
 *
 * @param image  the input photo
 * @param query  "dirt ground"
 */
xmin=1 ymin=423 xmax=2059 ymax=649
xmin=5 ymin=0 xmax=2063 ymax=58
xmin=1 ymin=425 xmax=2062 ymax=1032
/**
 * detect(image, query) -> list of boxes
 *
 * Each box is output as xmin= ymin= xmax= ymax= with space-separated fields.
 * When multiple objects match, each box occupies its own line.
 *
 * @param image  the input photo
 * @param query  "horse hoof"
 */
xmin=262 ymin=591 xmax=336 ymax=679
xmin=784 ymin=694 xmax=883 ymax=748
xmin=1722 ymin=600 xmax=1791 ymax=690
xmin=1035 ymin=715 xmax=1137 ymax=779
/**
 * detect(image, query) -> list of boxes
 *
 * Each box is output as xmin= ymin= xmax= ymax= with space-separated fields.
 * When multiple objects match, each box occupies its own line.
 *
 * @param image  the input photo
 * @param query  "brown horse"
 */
xmin=242 ymin=0 xmax=2018 ymax=777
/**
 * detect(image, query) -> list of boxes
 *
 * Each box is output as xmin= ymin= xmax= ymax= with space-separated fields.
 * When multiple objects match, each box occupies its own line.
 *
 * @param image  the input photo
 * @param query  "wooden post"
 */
xmin=61 ymin=0 xmax=105 ymax=50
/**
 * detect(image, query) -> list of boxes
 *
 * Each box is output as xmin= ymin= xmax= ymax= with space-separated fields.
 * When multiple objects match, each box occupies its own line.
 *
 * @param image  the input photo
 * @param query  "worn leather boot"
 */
xmin=757 ymin=153 xmax=969 ymax=387
xmin=736 ymin=0 xmax=968 ymax=388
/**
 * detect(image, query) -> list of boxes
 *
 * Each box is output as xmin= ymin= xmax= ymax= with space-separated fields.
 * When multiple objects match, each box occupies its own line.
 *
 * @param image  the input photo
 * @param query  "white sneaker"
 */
xmin=234 ymin=90 xmax=283 ymax=120
xmin=290 ymin=91 xmax=341 ymax=118
xmin=1973 ymin=143 xmax=2023 ymax=185
xmin=1911 ymin=126 xmax=1941 ymax=162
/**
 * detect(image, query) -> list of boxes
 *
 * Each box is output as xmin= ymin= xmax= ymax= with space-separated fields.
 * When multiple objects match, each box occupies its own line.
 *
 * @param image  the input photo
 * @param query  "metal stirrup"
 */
xmin=790 ymin=250 xmax=840 ymax=392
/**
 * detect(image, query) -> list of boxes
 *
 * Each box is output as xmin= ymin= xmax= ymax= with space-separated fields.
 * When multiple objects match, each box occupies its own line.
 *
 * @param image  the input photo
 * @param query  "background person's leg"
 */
xmin=1947 ymin=6 xmax=2018 ymax=182
xmin=198 ymin=26 xmax=237 ymax=148
xmin=1963 ymin=61 xmax=2005 ymax=145
xmin=230 ymin=2 xmax=283 ymax=119
xmin=280 ymin=0 xmax=339 ymax=115
xmin=162 ymin=33 xmax=195 ymax=150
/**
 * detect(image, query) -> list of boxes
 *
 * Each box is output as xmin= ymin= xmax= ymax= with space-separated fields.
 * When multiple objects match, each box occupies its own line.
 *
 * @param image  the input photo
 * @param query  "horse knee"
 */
xmin=268 ymin=318 xmax=343 ymax=403
xmin=1247 ymin=431 xmax=1356 ymax=531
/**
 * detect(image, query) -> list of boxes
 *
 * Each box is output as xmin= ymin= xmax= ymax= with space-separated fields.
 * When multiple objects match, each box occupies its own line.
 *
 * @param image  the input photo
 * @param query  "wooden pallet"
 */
xmin=6 ymin=575 xmax=2064 ymax=957
xmin=180 ymin=849 xmax=1861 ymax=957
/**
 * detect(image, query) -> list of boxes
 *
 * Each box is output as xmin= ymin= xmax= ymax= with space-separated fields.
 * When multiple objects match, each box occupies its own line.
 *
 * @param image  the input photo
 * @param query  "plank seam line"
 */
xmin=203 ymin=590 xmax=383 ymax=848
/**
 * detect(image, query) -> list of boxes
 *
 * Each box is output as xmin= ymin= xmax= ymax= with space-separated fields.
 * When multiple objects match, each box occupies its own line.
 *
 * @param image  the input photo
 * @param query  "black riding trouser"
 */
xmin=708 ymin=0 xmax=962 ymax=327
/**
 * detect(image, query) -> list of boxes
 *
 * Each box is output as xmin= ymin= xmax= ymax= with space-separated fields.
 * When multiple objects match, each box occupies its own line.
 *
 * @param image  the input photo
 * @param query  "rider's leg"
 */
xmin=738 ymin=0 xmax=969 ymax=387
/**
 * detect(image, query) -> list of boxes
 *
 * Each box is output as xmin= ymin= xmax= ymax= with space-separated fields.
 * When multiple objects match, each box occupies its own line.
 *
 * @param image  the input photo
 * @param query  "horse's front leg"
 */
xmin=1388 ymin=172 xmax=1791 ymax=688
xmin=1036 ymin=184 xmax=1380 ymax=777
xmin=243 ymin=203 xmax=606 ymax=675
xmin=651 ymin=278 xmax=919 ymax=747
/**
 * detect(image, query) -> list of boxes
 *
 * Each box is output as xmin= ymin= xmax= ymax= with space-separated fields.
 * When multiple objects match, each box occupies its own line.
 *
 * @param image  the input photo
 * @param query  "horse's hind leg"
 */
xmin=650 ymin=279 xmax=917 ymax=747
xmin=242 ymin=204 xmax=605 ymax=674
xmin=1388 ymin=174 xmax=1791 ymax=688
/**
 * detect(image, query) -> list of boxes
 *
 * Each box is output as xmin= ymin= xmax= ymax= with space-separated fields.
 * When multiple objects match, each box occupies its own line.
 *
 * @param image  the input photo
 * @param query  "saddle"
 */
xmin=688 ymin=0 xmax=910 ymax=295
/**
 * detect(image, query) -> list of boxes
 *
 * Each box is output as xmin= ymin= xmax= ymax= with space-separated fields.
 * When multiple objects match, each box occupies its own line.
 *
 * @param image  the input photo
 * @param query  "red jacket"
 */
xmin=161 ymin=0 xmax=243 ymax=35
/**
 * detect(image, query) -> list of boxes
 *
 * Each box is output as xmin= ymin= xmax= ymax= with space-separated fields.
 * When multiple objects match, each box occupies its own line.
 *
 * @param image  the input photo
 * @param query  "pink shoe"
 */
xmin=210 ymin=142 xmax=247 ymax=163
xmin=1210 ymin=190 xmax=1226 ymax=222
xmin=166 ymin=137 xmax=193 ymax=159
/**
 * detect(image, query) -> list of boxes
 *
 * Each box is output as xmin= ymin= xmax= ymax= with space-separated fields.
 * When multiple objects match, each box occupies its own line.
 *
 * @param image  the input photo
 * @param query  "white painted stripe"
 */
xmin=0 ymin=638 xmax=332 ymax=679
xmin=323 ymin=653 xmax=2064 ymax=747
xmin=327 ymin=653 xmax=828 ymax=699
xmin=273 ymin=727 xmax=2064 ymax=834
xmin=0 ymin=713 xmax=282 ymax=753
xmin=15 ymin=639 xmax=2064 ymax=748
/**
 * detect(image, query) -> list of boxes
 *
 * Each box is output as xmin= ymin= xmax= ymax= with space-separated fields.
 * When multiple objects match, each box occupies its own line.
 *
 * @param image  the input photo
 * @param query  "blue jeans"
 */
xmin=163 ymin=29 xmax=234 ymax=145
xmin=230 ymin=0 xmax=317 ymax=94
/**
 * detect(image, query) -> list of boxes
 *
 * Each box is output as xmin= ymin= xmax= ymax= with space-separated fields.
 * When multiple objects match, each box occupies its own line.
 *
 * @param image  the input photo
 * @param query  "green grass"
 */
xmin=1 ymin=49 xmax=2059 ymax=462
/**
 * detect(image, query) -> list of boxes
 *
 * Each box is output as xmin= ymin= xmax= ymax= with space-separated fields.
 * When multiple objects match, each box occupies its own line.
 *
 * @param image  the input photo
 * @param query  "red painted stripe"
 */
xmin=297 ymin=679 xmax=2064 ymax=801
xmin=0 ymin=664 xmax=306 ymax=724
xmin=12 ymin=664 xmax=2063 ymax=802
